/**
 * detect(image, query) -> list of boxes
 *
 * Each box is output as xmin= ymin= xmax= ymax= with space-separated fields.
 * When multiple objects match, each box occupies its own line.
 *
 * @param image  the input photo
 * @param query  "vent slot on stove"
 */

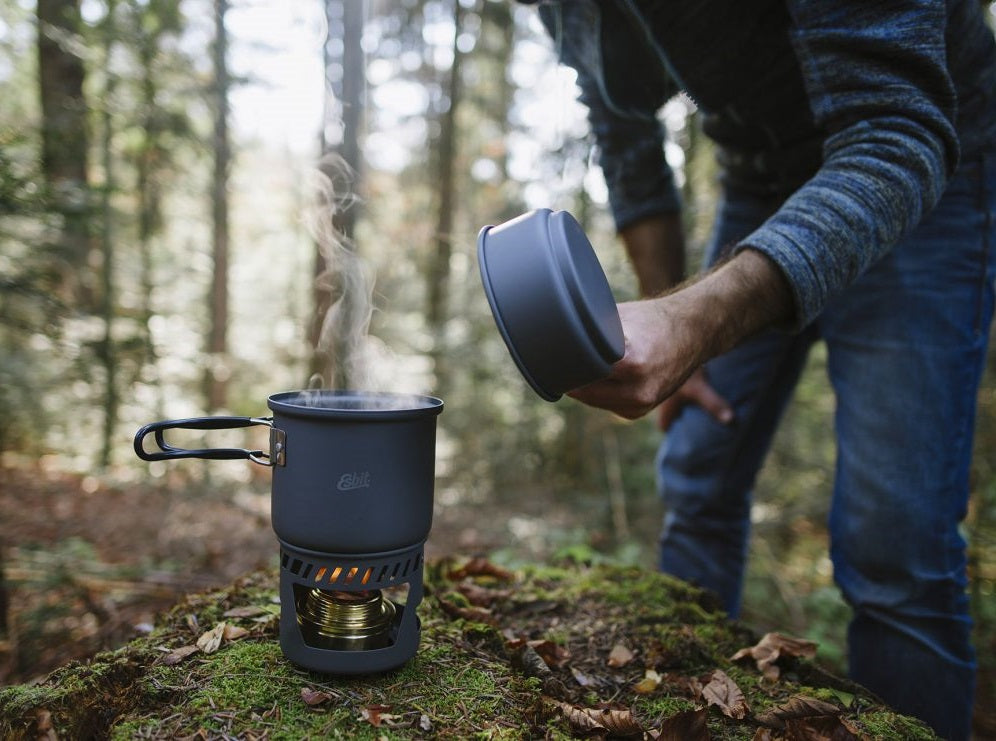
xmin=281 ymin=550 xmax=422 ymax=590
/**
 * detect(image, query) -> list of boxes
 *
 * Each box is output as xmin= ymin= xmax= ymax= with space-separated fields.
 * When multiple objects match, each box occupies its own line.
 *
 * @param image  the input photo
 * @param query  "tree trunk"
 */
xmin=36 ymin=0 xmax=92 ymax=309
xmin=309 ymin=0 xmax=365 ymax=390
xmin=425 ymin=0 xmax=467 ymax=389
xmin=206 ymin=0 xmax=230 ymax=412
xmin=97 ymin=0 xmax=118 ymax=469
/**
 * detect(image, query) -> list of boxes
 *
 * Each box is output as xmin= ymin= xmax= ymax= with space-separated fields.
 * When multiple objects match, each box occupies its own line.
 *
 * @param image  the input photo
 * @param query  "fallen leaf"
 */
xmin=222 ymin=624 xmax=249 ymax=641
xmin=730 ymin=632 xmax=818 ymax=681
xmin=632 ymin=669 xmax=662 ymax=694
xmin=447 ymin=557 xmax=514 ymax=582
xmin=755 ymin=695 xmax=841 ymax=730
xmin=753 ymin=729 xmax=775 ymax=741
xmin=437 ymin=596 xmax=496 ymax=624
xmin=556 ymin=701 xmax=643 ymax=737
xmin=511 ymin=643 xmax=552 ymax=677
xmin=701 ymin=669 xmax=749 ymax=719
xmin=839 ymin=716 xmax=868 ymax=737
xmin=162 ymin=645 xmax=199 ymax=665
xmin=300 ymin=687 xmax=333 ymax=706
xmin=784 ymin=715 xmax=862 ymax=740
xmin=360 ymin=704 xmax=392 ymax=727
xmin=456 ymin=580 xmax=512 ymax=607
xmin=571 ymin=666 xmax=597 ymax=687
xmin=607 ymin=643 xmax=634 ymax=668
xmin=528 ymin=639 xmax=570 ymax=669
xmin=196 ymin=622 xmax=226 ymax=654
xmin=223 ymin=606 xmax=268 ymax=618
xmin=655 ymin=707 xmax=710 ymax=741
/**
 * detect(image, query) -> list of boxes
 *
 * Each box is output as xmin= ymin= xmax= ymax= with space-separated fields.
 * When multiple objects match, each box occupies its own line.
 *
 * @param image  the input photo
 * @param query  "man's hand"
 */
xmin=567 ymin=298 xmax=702 ymax=419
xmin=657 ymin=367 xmax=733 ymax=430
xmin=568 ymin=248 xmax=794 ymax=420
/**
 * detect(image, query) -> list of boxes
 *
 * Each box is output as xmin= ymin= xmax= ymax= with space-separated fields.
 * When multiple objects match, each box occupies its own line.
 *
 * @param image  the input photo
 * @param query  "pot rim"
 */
xmin=268 ymin=390 xmax=444 ymax=420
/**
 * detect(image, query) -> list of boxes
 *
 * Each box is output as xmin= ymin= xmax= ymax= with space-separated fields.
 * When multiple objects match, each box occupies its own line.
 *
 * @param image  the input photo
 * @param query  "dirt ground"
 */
xmin=0 ymin=460 xmax=626 ymax=686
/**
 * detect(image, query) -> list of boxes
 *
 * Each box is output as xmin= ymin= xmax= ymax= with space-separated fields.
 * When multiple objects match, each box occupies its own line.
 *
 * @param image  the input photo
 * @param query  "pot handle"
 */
xmin=134 ymin=416 xmax=279 ymax=466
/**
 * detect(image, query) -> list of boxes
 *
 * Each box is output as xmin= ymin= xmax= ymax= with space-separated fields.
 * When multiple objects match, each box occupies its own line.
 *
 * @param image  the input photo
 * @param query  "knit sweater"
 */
xmin=537 ymin=0 xmax=996 ymax=327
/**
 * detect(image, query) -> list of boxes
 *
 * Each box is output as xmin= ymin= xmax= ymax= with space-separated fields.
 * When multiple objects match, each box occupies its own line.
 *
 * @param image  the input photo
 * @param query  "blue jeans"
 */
xmin=657 ymin=154 xmax=996 ymax=741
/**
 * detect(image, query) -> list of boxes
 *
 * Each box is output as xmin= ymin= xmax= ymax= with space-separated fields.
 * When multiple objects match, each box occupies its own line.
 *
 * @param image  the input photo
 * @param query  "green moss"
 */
xmin=631 ymin=692 xmax=698 ymax=721
xmin=851 ymin=710 xmax=936 ymax=740
xmin=191 ymin=641 xmax=292 ymax=709
xmin=0 ymin=563 xmax=939 ymax=740
xmin=571 ymin=564 xmax=707 ymax=609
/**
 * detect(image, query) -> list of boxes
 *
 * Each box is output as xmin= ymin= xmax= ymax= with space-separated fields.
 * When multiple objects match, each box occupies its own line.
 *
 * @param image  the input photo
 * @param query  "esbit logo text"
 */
xmin=337 ymin=472 xmax=371 ymax=491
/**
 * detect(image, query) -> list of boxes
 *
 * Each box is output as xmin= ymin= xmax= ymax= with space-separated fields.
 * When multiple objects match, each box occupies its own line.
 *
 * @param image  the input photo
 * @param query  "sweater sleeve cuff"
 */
xmin=733 ymin=226 xmax=827 ymax=331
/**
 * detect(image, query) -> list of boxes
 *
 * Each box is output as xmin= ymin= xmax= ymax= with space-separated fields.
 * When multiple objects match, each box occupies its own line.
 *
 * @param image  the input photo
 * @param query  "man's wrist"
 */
xmin=661 ymin=248 xmax=795 ymax=362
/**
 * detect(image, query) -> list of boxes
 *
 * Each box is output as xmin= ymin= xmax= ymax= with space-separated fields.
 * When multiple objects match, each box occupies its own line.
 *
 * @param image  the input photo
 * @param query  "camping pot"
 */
xmin=134 ymin=389 xmax=443 ymax=674
xmin=477 ymin=208 xmax=625 ymax=401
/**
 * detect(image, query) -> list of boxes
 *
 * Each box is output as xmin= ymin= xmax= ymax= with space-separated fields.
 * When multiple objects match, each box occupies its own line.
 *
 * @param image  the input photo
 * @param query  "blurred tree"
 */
xmin=205 ymin=0 xmax=230 ymax=412
xmin=96 ymin=0 xmax=120 ymax=467
xmin=424 ymin=0 xmax=468 ymax=389
xmin=125 ymin=0 xmax=186 ymax=398
xmin=36 ymin=0 xmax=93 ymax=310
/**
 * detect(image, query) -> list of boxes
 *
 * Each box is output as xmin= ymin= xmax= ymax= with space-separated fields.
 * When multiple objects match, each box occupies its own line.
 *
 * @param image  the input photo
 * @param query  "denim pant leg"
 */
xmin=820 ymin=155 xmax=996 ymax=741
xmin=657 ymin=188 xmax=815 ymax=617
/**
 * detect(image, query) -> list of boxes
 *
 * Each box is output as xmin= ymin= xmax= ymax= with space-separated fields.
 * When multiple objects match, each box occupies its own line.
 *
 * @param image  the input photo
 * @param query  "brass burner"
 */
xmin=297 ymin=588 xmax=397 ymax=651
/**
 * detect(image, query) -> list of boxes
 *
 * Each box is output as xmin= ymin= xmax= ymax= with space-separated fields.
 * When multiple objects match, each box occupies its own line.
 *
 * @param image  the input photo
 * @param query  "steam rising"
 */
xmin=305 ymin=154 xmax=372 ymax=392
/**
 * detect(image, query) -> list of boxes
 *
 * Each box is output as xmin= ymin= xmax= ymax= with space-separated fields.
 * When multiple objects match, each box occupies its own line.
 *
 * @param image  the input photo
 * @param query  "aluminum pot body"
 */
xmin=267 ymin=390 xmax=443 ymax=554
xmin=134 ymin=390 xmax=444 ymax=554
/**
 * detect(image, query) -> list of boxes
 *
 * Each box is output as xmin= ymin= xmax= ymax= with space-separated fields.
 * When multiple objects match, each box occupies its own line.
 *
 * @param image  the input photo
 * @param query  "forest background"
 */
xmin=0 ymin=0 xmax=994 ymax=733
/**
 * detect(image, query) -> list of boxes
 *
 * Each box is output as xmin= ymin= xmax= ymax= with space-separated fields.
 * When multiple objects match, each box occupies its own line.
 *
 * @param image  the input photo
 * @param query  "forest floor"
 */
xmin=0 ymin=459 xmax=661 ymax=688
xmin=0 ymin=460 xmax=992 ymax=738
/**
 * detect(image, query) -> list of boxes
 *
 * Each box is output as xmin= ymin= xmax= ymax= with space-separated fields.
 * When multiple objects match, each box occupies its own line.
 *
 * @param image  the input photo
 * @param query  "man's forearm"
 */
xmin=619 ymin=212 xmax=686 ymax=297
xmin=663 ymin=248 xmax=795 ymax=364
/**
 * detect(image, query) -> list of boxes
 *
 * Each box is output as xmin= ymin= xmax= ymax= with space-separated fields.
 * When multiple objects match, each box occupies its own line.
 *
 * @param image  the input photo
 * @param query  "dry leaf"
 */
xmin=222 ymin=624 xmax=249 ymax=641
xmin=512 ymin=643 xmax=552 ymax=677
xmin=784 ymin=716 xmax=861 ymax=741
xmin=195 ymin=622 xmax=226 ymax=654
xmin=632 ymin=669 xmax=662 ymax=694
xmin=447 ymin=557 xmax=514 ymax=582
xmin=571 ymin=666 xmax=597 ymax=687
xmin=528 ymin=639 xmax=571 ymax=669
xmin=162 ymin=645 xmax=199 ymax=665
xmin=456 ymin=580 xmax=512 ymax=607
xmin=701 ymin=669 xmax=749 ymax=719
xmin=607 ymin=643 xmax=634 ymax=668
xmin=223 ymin=606 xmax=268 ymax=618
xmin=360 ymin=705 xmax=392 ymax=727
xmin=557 ymin=701 xmax=643 ymax=737
xmin=753 ymin=729 xmax=775 ymax=741
xmin=655 ymin=707 xmax=710 ymax=741
xmin=300 ymin=687 xmax=333 ymax=706
xmin=730 ymin=632 xmax=818 ymax=681
xmin=755 ymin=695 xmax=841 ymax=730
xmin=437 ymin=595 xmax=496 ymax=624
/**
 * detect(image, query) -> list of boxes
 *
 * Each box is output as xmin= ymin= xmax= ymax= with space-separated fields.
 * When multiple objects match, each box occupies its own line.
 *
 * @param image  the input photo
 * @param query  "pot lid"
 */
xmin=547 ymin=211 xmax=625 ymax=365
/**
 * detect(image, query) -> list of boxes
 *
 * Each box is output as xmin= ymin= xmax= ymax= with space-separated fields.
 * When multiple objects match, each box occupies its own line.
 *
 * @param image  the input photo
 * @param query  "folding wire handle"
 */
xmin=133 ymin=416 xmax=285 ymax=466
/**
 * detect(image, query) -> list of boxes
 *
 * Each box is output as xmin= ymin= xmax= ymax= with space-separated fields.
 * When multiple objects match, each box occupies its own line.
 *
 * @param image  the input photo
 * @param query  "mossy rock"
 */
xmin=0 ymin=560 xmax=937 ymax=739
